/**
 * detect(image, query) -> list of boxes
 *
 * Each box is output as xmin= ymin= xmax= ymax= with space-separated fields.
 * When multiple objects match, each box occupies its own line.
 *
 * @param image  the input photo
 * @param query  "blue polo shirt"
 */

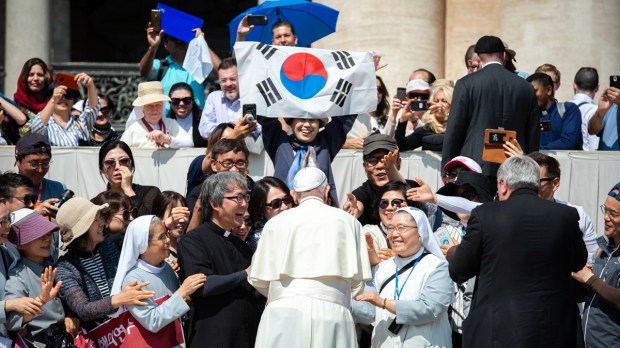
xmin=540 ymin=100 xmax=582 ymax=150
xmin=152 ymin=56 xmax=205 ymax=116
xmin=598 ymin=104 xmax=619 ymax=150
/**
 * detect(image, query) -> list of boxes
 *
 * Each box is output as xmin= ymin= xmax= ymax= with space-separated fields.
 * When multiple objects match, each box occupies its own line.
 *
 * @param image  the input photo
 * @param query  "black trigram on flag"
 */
xmin=330 ymin=79 xmax=353 ymax=107
xmin=257 ymin=78 xmax=282 ymax=107
xmin=256 ymin=43 xmax=278 ymax=60
xmin=331 ymin=51 xmax=356 ymax=70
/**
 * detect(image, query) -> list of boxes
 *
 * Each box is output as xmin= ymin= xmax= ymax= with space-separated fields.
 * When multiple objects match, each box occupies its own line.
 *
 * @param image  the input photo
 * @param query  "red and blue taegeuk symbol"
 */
xmin=279 ymin=53 xmax=328 ymax=99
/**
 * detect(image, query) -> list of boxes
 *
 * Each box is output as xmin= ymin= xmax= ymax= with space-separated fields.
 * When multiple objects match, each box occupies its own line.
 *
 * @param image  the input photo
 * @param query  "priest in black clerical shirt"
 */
xmin=178 ymin=172 xmax=257 ymax=347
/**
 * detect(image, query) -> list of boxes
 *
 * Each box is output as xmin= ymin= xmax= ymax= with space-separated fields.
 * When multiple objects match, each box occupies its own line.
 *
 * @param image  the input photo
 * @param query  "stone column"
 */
xmin=4 ymin=0 xmax=51 ymax=95
xmin=499 ymin=0 xmax=620 ymax=102
xmin=313 ymin=0 xmax=445 ymax=95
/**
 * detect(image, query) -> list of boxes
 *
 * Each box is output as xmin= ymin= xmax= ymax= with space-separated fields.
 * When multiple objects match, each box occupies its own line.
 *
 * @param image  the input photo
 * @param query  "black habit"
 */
xmin=178 ymin=221 xmax=257 ymax=347
xmin=449 ymin=189 xmax=587 ymax=348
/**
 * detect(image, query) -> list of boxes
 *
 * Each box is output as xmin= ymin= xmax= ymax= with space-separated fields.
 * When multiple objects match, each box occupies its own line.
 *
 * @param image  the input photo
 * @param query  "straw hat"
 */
xmin=132 ymin=81 xmax=171 ymax=107
xmin=56 ymin=197 xmax=108 ymax=250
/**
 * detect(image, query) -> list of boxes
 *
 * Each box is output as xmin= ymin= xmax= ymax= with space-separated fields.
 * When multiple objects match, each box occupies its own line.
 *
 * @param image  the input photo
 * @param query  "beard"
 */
xmin=224 ymin=90 xmax=239 ymax=101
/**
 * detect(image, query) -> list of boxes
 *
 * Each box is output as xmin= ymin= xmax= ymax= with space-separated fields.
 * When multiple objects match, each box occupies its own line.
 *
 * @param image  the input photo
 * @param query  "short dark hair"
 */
xmin=272 ymin=20 xmax=296 ymax=36
xmin=372 ymin=181 xmax=421 ymax=222
xmin=91 ymin=191 xmax=133 ymax=227
xmin=248 ymin=176 xmax=291 ymax=227
xmin=574 ymin=67 xmax=599 ymax=92
xmin=218 ymin=57 xmax=237 ymax=72
xmin=98 ymin=140 xmax=135 ymax=172
xmin=527 ymin=72 xmax=554 ymax=90
xmin=0 ymin=172 xmax=33 ymax=200
xmin=464 ymin=45 xmax=476 ymax=67
xmin=152 ymin=191 xmax=187 ymax=220
xmin=528 ymin=152 xmax=561 ymax=179
xmin=211 ymin=138 xmax=249 ymax=161
xmin=413 ymin=68 xmax=436 ymax=84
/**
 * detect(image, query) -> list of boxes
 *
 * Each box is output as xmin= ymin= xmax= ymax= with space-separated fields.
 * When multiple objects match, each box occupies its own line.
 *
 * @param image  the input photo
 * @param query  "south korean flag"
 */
xmin=234 ymin=42 xmax=376 ymax=119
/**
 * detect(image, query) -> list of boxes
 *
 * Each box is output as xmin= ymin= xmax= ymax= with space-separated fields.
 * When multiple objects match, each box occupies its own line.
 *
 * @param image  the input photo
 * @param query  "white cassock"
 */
xmin=249 ymin=196 xmax=372 ymax=348
xmin=120 ymin=117 xmax=193 ymax=149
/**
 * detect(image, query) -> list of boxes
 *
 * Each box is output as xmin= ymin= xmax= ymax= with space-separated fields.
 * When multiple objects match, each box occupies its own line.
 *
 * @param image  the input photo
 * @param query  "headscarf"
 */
xmin=111 ymin=215 xmax=154 ymax=295
xmin=395 ymin=206 xmax=446 ymax=261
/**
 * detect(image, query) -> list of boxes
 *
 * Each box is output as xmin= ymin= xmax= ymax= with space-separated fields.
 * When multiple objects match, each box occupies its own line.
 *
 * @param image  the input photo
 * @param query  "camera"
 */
xmin=55 ymin=189 xmax=74 ymax=208
xmin=410 ymin=100 xmax=428 ymax=111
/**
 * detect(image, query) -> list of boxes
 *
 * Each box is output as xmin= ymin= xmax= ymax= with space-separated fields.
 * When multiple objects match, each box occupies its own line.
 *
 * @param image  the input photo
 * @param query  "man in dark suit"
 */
xmin=442 ymin=35 xmax=540 ymax=177
xmin=449 ymin=156 xmax=587 ymax=348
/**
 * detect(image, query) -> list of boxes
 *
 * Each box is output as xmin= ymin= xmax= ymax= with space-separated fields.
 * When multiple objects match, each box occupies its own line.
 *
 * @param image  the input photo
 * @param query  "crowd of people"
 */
xmin=0 ymin=11 xmax=617 ymax=348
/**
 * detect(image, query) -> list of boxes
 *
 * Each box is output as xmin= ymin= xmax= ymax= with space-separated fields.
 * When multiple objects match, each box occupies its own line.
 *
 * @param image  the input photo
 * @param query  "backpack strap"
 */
xmin=156 ymin=58 xmax=169 ymax=81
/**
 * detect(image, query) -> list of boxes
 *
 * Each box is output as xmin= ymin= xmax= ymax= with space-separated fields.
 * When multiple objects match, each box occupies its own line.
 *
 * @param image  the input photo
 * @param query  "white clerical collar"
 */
xmin=223 ymin=230 xmax=231 ymax=237
xmin=299 ymin=196 xmax=324 ymax=205
xmin=137 ymin=258 xmax=165 ymax=274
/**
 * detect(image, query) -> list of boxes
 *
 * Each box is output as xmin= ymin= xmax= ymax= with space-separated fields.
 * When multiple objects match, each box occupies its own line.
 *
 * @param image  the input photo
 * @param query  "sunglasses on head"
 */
xmin=379 ymin=198 xmax=405 ymax=209
xmin=120 ymin=207 xmax=138 ymax=221
xmin=170 ymin=97 xmax=193 ymax=106
xmin=265 ymin=196 xmax=293 ymax=209
xmin=407 ymin=92 xmax=429 ymax=100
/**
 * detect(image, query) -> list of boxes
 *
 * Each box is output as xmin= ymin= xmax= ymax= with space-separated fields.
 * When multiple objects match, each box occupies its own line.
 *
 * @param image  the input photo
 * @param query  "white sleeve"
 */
xmin=436 ymin=195 xmax=482 ymax=215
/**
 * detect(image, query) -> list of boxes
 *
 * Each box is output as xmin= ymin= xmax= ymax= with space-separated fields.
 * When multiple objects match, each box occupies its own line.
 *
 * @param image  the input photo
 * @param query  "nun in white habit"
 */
xmin=111 ymin=216 xmax=205 ymax=334
xmin=354 ymin=207 xmax=453 ymax=348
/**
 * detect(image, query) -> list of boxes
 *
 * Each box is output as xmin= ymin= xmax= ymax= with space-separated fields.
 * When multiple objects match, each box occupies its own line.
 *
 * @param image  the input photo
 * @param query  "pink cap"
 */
xmin=9 ymin=209 xmax=58 ymax=246
xmin=443 ymin=156 xmax=482 ymax=173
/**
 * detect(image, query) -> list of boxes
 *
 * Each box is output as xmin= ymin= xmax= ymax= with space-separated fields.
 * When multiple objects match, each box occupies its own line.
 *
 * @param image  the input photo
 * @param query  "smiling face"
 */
xmin=18 ymin=231 xmax=53 ymax=263
xmin=364 ymin=149 xmax=395 ymax=188
xmin=16 ymin=153 xmax=51 ymax=187
xmin=86 ymin=214 xmax=106 ymax=247
xmin=218 ymin=67 xmax=239 ymax=102
xmin=231 ymin=211 xmax=252 ymax=241
xmin=379 ymin=190 xmax=408 ymax=227
xmin=27 ymin=64 xmax=46 ymax=94
xmin=142 ymin=221 xmax=170 ymax=264
xmin=291 ymin=118 xmax=320 ymax=143
xmin=95 ymin=98 xmax=110 ymax=128
xmin=211 ymin=185 xmax=248 ymax=231
xmin=387 ymin=212 xmax=421 ymax=257
xmin=603 ymin=194 xmax=620 ymax=244
xmin=170 ymin=89 xmax=193 ymax=119
xmin=143 ymin=101 xmax=164 ymax=124
xmin=0 ymin=204 xmax=11 ymax=244
xmin=272 ymin=26 xmax=298 ymax=46
xmin=264 ymin=186 xmax=293 ymax=221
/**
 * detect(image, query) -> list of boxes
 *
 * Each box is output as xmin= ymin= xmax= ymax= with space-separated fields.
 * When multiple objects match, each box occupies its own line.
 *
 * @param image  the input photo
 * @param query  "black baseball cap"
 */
xmin=363 ymin=134 xmax=398 ymax=157
xmin=474 ymin=35 xmax=505 ymax=54
xmin=15 ymin=133 xmax=51 ymax=157
xmin=437 ymin=171 xmax=494 ymax=220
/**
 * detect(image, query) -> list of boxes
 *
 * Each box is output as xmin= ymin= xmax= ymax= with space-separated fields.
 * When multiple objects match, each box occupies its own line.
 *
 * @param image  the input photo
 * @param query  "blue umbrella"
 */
xmin=228 ymin=0 xmax=339 ymax=50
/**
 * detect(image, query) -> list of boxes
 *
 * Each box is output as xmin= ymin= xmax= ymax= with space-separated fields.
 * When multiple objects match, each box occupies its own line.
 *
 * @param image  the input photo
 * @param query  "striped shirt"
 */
xmin=30 ymin=99 xmax=100 ymax=146
xmin=78 ymin=250 xmax=110 ymax=297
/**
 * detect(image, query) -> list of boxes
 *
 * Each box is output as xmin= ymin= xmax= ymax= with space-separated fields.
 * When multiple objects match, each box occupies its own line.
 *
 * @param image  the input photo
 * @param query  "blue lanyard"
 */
xmin=394 ymin=252 xmax=425 ymax=300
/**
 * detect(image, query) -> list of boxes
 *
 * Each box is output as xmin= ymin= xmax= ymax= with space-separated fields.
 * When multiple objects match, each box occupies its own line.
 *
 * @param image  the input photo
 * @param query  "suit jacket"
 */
xmin=449 ymin=189 xmax=587 ymax=348
xmin=442 ymin=63 xmax=540 ymax=176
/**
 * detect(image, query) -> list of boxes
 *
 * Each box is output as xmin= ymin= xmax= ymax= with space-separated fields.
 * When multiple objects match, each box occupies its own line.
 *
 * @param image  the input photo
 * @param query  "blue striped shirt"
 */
xmin=30 ymin=99 xmax=100 ymax=146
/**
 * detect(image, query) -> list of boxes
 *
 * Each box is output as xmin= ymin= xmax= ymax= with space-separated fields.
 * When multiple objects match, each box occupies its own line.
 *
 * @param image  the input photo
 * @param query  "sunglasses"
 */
xmin=265 ymin=196 xmax=293 ymax=209
xmin=98 ymin=106 xmax=112 ymax=117
xmin=379 ymin=198 xmax=405 ymax=209
xmin=407 ymin=92 xmax=429 ymax=100
xmin=119 ymin=207 xmax=138 ymax=221
xmin=12 ymin=194 xmax=37 ymax=206
xmin=170 ymin=97 xmax=193 ymax=106
xmin=103 ymin=157 xmax=132 ymax=169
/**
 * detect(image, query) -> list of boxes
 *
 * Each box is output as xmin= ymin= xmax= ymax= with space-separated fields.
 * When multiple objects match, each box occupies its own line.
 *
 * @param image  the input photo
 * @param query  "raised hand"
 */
xmin=365 ymin=232 xmax=380 ymax=266
xmin=146 ymin=22 xmax=163 ymax=48
xmin=38 ymin=266 xmax=62 ymax=304
xmin=503 ymin=138 xmax=523 ymax=158
xmin=406 ymin=177 xmax=437 ymax=203
xmin=343 ymin=192 xmax=361 ymax=218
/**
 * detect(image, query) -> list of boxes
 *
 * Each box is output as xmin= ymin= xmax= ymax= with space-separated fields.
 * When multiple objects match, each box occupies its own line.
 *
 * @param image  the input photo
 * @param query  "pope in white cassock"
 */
xmin=248 ymin=167 xmax=372 ymax=348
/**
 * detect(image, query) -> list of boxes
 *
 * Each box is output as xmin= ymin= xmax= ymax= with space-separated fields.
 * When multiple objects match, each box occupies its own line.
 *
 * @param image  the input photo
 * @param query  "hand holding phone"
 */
xmin=242 ymin=104 xmax=257 ymax=124
xmin=247 ymin=15 xmax=268 ymax=26
xmin=611 ymin=75 xmax=620 ymax=89
xmin=396 ymin=87 xmax=406 ymax=102
xmin=410 ymin=100 xmax=428 ymax=111
xmin=151 ymin=10 xmax=162 ymax=33
xmin=54 ymin=73 xmax=78 ymax=90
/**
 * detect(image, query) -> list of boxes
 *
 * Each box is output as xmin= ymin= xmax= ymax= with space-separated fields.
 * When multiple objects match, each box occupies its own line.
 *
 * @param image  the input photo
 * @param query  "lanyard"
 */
xmin=394 ymin=252 xmax=425 ymax=300
xmin=141 ymin=118 xmax=167 ymax=147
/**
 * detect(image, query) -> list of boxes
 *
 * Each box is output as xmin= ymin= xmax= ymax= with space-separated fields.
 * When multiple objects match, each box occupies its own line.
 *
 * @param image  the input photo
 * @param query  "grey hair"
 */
xmin=200 ymin=172 xmax=248 ymax=221
xmin=148 ymin=216 xmax=161 ymax=240
xmin=294 ymin=181 xmax=328 ymax=201
xmin=497 ymin=155 xmax=540 ymax=192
